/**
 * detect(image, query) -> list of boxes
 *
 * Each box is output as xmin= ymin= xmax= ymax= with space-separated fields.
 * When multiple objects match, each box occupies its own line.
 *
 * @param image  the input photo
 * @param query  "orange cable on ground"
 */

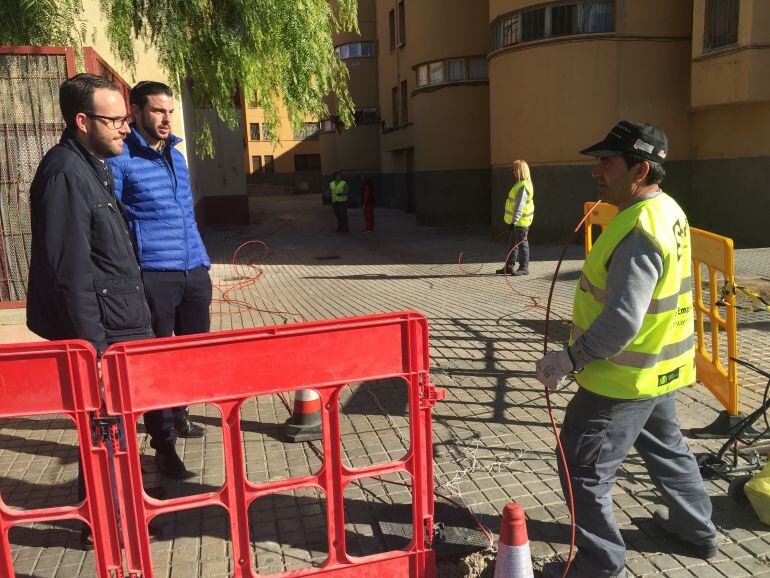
xmin=542 ymin=199 xmax=603 ymax=578
xmin=212 ymin=239 xmax=305 ymax=322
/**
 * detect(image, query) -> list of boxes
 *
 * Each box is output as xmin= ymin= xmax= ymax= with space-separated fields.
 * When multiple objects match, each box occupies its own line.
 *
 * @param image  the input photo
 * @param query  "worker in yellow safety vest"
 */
xmin=535 ymin=121 xmax=717 ymax=578
xmin=496 ymin=159 xmax=534 ymax=275
xmin=328 ymin=170 xmax=350 ymax=233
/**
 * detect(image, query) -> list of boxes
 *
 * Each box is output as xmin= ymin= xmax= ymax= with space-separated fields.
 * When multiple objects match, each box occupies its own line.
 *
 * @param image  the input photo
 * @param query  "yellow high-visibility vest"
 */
xmin=330 ymin=180 xmax=348 ymax=203
xmin=569 ymin=192 xmax=695 ymax=399
xmin=504 ymin=181 xmax=534 ymax=227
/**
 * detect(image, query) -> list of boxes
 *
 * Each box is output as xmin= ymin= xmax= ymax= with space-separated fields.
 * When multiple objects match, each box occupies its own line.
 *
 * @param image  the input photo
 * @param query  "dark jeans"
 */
xmin=142 ymin=266 xmax=212 ymax=444
xmin=505 ymin=226 xmax=529 ymax=270
xmin=332 ymin=202 xmax=349 ymax=232
xmin=558 ymin=388 xmax=715 ymax=576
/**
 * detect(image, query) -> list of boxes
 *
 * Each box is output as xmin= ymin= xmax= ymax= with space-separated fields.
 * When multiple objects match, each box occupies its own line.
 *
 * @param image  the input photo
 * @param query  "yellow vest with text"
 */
xmin=569 ymin=192 xmax=695 ymax=399
xmin=504 ymin=181 xmax=534 ymax=227
xmin=330 ymin=180 xmax=348 ymax=203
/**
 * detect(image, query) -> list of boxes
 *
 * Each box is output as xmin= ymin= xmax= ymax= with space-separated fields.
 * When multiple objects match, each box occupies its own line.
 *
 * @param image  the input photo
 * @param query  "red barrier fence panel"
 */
xmin=101 ymin=311 xmax=440 ymax=578
xmin=0 ymin=340 xmax=123 ymax=577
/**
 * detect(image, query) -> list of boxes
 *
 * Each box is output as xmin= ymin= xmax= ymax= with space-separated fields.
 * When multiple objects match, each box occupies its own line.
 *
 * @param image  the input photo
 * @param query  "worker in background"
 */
xmin=496 ymin=159 xmax=534 ymax=275
xmin=108 ymin=81 xmax=210 ymax=480
xmin=535 ymin=121 xmax=717 ymax=578
xmin=362 ymin=177 xmax=375 ymax=232
xmin=328 ymin=170 xmax=350 ymax=233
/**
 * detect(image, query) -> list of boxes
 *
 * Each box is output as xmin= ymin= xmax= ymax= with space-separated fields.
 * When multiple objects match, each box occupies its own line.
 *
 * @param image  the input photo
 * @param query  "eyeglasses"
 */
xmin=86 ymin=113 xmax=133 ymax=129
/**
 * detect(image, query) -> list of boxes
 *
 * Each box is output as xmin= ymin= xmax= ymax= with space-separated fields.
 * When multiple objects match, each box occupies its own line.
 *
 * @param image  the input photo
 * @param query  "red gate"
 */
xmin=0 ymin=340 xmax=123 ymax=577
xmin=100 ymin=311 xmax=439 ymax=577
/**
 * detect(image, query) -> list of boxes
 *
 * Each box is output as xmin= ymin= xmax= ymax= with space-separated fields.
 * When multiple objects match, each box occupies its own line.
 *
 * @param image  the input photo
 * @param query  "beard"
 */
xmin=89 ymin=129 xmax=125 ymax=158
xmin=137 ymin=113 xmax=168 ymax=142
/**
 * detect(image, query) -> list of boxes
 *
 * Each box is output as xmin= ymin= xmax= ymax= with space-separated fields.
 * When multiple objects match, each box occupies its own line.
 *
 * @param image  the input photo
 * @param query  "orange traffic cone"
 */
xmin=494 ymin=503 xmax=534 ymax=578
xmin=284 ymin=389 xmax=323 ymax=442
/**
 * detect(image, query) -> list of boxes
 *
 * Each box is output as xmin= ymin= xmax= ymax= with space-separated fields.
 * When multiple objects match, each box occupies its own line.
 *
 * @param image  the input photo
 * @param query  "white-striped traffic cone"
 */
xmin=494 ymin=503 xmax=534 ymax=578
xmin=284 ymin=389 xmax=323 ymax=442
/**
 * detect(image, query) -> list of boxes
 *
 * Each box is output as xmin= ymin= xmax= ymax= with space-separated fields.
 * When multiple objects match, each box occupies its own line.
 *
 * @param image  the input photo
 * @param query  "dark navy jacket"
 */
xmin=107 ymin=127 xmax=210 ymax=271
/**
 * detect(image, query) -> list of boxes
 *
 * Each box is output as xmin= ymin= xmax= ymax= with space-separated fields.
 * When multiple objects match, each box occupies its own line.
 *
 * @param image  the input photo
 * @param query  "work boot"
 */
xmin=495 ymin=266 xmax=514 ymax=275
xmin=541 ymin=560 xmax=627 ymax=578
xmin=173 ymin=416 xmax=206 ymax=438
xmin=653 ymin=510 xmax=718 ymax=559
xmin=155 ymin=447 xmax=194 ymax=480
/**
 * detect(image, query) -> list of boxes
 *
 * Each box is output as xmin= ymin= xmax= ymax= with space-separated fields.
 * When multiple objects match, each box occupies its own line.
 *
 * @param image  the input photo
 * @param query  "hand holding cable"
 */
xmin=536 ymin=349 xmax=574 ymax=391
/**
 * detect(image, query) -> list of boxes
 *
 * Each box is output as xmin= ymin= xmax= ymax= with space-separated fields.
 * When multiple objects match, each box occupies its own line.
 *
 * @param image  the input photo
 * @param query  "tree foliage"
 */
xmin=1 ymin=0 xmax=358 ymax=157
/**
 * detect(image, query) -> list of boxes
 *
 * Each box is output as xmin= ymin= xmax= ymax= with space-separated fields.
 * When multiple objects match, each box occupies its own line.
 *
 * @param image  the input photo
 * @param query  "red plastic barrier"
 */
xmin=0 ymin=341 xmax=122 ymax=577
xmin=101 ymin=311 xmax=441 ymax=577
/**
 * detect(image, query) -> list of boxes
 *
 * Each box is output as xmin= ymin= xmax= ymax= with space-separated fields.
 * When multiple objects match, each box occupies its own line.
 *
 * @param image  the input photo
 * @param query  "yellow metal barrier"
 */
xmin=582 ymin=202 xmax=739 ymax=416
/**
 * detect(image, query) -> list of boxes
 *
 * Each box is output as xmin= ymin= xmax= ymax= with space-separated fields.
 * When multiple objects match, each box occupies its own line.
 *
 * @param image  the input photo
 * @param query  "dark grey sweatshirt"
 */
xmin=568 ymin=192 xmax=665 ymax=370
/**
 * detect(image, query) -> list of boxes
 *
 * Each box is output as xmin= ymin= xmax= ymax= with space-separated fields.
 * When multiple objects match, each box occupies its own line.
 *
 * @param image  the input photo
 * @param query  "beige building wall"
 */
xmin=80 ymin=0 xmax=189 ymax=158
xmin=320 ymin=0 xmax=381 ymax=178
xmin=243 ymin=104 xmax=321 ymax=174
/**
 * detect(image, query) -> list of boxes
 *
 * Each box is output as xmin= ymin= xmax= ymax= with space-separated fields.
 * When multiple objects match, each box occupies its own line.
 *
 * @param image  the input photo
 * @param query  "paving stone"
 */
xmin=2 ymin=195 xmax=768 ymax=577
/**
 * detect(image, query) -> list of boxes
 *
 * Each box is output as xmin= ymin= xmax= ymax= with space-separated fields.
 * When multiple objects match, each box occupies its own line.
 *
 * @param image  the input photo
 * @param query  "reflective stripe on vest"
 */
xmin=569 ymin=192 xmax=695 ymax=399
xmin=330 ymin=180 xmax=348 ymax=203
xmin=504 ymin=181 xmax=534 ymax=227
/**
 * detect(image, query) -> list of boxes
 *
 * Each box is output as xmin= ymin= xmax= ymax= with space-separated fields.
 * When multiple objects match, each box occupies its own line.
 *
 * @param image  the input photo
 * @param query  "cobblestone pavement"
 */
xmin=2 ymin=194 xmax=770 ymax=577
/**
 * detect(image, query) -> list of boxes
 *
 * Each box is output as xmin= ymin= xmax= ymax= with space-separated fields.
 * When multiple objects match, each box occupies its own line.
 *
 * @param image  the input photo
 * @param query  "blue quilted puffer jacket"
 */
xmin=107 ymin=127 xmax=210 ymax=271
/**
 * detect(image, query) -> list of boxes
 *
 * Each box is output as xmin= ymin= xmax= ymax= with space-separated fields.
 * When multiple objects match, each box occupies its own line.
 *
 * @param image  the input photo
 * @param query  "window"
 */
xmin=246 ymin=93 xmax=259 ymax=108
xmin=400 ymin=79 xmax=408 ymax=123
xmin=321 ymin=118 xmax=337 ymax=132
xmin=414 ymin=57 xmax=488 ymax=88
xmin=392 ymin=86 xmax=399 ymax=126
xmin=521 ymin=7 xmax=546 ymax=41
xmin=264 ymin=155 xmax=275 ymax=173
xmin=397 ymin=0 xmax=406 ymax=46
xmin=251 ymin=155 xmax=262 ymax=173
xmin=417 ymin=65 xmax=428 ymax=87
xmin=551 ymin=4 xmax=577 ymax=36
xmin=335 ymin=41 xmax=375 ymax=59
xmin=249 ymin=123 xmax=260 ymax=141
xmin=468 ymin=57 xmax=488 ymax=81
xmin=447 ymin=59 xmax=465 ymax=82
xmin=429 ymin=62 xmax=444 ymax=84
xmin=704 ymin=0 xmax=739 ymax=50
xmin=492 ymin=1 xmax=613 ymax=50
xmin=293 ymin=121 xmax=320 ymax=140
xmin=354 ymin=108 xmax=379 ymax=123
xmin=581 ymin=0 xmax=614 ymax=33
xmin=295 ymin=154 xmax=321 ymax=171
xmin=502 ymin=14 xmax=518 ymax=47
xmin=389 ymin=9 xmax=396 ymax=51
xmin=262 ymin=122 xmax=272 ymax=140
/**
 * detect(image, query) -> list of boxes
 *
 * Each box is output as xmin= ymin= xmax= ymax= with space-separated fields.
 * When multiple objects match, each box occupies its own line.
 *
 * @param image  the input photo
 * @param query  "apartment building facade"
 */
xmin=240 ymin=0 xmax=767 ymax=245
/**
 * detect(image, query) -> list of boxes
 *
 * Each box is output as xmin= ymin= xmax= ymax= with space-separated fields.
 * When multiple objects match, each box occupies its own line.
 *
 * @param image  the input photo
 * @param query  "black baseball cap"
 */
xmin=580 ymin=121 xmax=668 ymax=163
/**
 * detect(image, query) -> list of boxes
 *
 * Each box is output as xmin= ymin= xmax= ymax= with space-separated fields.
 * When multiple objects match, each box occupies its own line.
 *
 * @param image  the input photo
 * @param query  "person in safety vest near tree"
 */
xmin=328 ymin=170 xmax=350 ymax=233
xmin=535 ymin=121 xmax=717 ymax=578
xmin=497 ymin=159 xmax=534 ymax=275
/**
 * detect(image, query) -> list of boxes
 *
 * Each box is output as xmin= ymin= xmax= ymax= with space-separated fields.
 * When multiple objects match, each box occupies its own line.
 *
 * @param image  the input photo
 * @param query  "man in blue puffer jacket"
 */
xmin=108 ymin=81 xmax=211 ymax=480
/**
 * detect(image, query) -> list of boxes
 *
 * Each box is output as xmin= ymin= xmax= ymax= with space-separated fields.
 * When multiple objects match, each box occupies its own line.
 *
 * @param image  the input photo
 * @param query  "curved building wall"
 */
xmin=488 ymin=0 xmax=692 ymax=240
xmin=378 ymin=0 xmax=490 ymax=225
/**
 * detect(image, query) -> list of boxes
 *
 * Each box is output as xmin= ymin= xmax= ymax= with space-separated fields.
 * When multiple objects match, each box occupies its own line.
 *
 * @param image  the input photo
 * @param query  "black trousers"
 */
xmin=505 ymin=226 xmax=529 ymax=270
xmin=332 ymin=202 xmax=349 ymax=232
xmin=142 ymin=266 xmax=212 ymax=448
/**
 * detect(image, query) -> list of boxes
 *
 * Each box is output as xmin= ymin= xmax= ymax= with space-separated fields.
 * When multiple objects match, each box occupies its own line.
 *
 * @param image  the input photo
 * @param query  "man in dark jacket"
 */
xmin=27 ymin=73 xmax=191 ymax=486
xmin=108 ymin=81 xmax=211 ymax=440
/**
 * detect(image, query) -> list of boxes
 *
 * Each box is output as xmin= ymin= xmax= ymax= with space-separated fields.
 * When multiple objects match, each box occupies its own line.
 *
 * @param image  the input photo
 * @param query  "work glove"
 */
xmin=535 ymin=349 xmax=575 ymax=391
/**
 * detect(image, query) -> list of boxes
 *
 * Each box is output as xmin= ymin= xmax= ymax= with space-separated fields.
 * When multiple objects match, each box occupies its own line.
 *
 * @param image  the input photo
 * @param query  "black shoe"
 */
xmin=653 ymin=510 xmax=718 ymax=559
xmin=495 ymin=267 xmax=514 ymax=275
xmin=174 ymin=416 xmax=206 ymax=438
xmin=80 ymin=524 xmax=162 ymax=550
xmin=155 ymin=447 xmax=194 ymax=480
xmin=512 ymin=268 xmax=529 ymax=276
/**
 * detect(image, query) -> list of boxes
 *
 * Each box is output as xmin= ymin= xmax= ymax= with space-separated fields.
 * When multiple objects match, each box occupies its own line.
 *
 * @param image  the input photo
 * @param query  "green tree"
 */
xmin=0 ymin=0 xmax=357 ymax=157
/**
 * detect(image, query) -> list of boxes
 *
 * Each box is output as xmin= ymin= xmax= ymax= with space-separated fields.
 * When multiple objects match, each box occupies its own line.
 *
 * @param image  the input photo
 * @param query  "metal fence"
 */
xmin=0 ymin=46 xmax=75 ymax=303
